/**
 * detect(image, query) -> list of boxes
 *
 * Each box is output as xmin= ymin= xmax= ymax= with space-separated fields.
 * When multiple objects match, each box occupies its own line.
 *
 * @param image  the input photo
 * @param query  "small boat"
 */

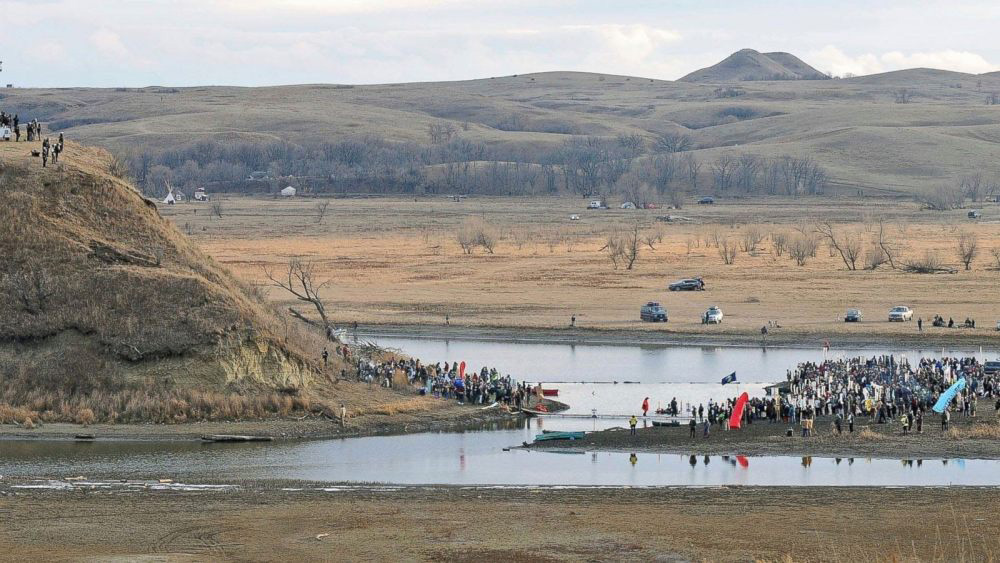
xmin=533 ymin=431 xmax=585 ymax=442
xmin=201 ymin=435 xmax=274 ymax=443
xmin=541 ymin=389 xmax=559 ymax=397
xmin=651 ymin=420 xmax=681 ymax=427
xmin=520 ymin=407 xmax=549 ymax=417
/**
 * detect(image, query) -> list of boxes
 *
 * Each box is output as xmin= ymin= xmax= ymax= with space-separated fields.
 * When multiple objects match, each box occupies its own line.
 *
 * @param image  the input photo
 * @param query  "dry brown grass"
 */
xmin=946 ymin=422 xmax=1000 ymax=440
xmin=856 ymin=427 xmax=885 ymax=441
xmin=163 ymin=195 xmax=1000 ymax=344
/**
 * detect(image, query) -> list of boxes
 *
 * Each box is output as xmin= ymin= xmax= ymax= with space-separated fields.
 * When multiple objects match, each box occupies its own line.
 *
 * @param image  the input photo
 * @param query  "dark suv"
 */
xmin=669 ymin=278 xmax=705 ymax=291
xmin=640 ymin=302 xmax=668 ymax=322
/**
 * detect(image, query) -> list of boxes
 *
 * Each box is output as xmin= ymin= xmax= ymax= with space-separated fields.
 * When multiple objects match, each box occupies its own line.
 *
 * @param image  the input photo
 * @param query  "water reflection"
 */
xmin=2 ymin=435 xmax=997 ymax=487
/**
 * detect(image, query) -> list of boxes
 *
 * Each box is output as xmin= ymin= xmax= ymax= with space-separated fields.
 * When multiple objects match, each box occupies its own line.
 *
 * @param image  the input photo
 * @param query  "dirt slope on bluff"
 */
xmin=0 ymin=142 xmax=382 ymax=423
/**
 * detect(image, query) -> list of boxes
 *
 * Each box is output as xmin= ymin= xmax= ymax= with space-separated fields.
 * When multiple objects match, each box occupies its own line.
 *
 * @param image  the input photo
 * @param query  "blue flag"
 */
xmin=721 ymin=372 xmax=737 ymax=385
xmin=932 ymin=378 xmax=966 ymax=413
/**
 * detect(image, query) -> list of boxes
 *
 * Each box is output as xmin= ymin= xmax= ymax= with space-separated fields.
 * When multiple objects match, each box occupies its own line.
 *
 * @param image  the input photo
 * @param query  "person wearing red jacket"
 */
xmin=642 ymin=397 xmax=650 ymax=417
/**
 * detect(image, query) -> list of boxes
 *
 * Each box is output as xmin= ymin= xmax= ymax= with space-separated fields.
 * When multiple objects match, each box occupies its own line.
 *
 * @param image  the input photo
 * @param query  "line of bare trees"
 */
xmin=711 ymin=154 xmax=828 ymax=196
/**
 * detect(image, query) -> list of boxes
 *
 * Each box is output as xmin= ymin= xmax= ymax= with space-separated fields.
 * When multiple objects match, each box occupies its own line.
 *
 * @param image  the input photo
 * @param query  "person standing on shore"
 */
xmin=629 ymin=415 xmax=638 ymax=436
xmin=703 ymin=418 xmax=710 ymax=438
xmin=689 ymin=418 xmax=696 ymax=438
xmin=941 ymin=409 xmax=950 ymax=432
xmin=917 ymin=317 xmax=923 ymax=331
xmin=848 ymin=412 xmax=854 ymax=433
xmin=340 ymin=403 xmax=347 ymax=426
xmin=641 ymin=397 xmax=649 ymax=417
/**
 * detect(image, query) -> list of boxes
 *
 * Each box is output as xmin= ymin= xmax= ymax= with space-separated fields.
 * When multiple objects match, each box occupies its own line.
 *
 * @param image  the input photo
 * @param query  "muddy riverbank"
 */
xmin=527 ymin=408 xmax=1000 ymax=459
xmin=2 ymin=483 xmax=997 ymax=562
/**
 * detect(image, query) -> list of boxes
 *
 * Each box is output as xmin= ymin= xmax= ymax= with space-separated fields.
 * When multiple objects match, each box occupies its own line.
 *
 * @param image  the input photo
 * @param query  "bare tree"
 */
xmin=740 ymin=225 xmax=765 ymax=253
xmin=990 ymin=247 xmax=1000 ymax=270
xmin=958 ymin=232 xmax=979 ymax=270
xmin=682 ymin=153 xmax=701 ymax=192
xmin=428 ymin=122 xmax=457 ymax=144
xmin=712 ymin=155 xmax=737 ymax=192
xmin=315 ymin=201 xmax=330 ymax=223
xmin=815 ymin=222 xmax=861 ymax=270
xmin=893 ymin=88 xmax=913 ymax=104
xmin=788 ymin=234 xmax=816 ymax=266
xmin=718 ymin=238 xmax=737 ymax=265
xmin=771 ymin=232 xmax=787 ymax=257
xmin=265 ymin=259 xmax=334 ymax=337
xmin=622 ymin=223 xmax=641 ymax=270
xmin=877 ymin=218 xmax=900 ymax=269
xmin=600 ymin=232 xmax=625 ymax=269
xmin=865 ymin=244 xmax=888 ymax=270
xmin=210 ymin=201 xmax=224 ymax=219
xmin=654 ymin=132 xmax=694 ymax=153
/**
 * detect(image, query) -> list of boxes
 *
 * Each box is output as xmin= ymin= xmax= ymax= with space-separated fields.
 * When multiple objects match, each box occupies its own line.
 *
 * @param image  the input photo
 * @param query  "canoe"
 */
xmin=201 ymin=435 xmax=274 ymax=443
xmin=651 ymin=420 xmax=681 ymax=427
xmin=520 ymin=407 xmax=549 ymax=417
xmin=541 ymin=389 xmax=559 ymax=397
xmin=533 ymin=431 xmax=585 ymax=442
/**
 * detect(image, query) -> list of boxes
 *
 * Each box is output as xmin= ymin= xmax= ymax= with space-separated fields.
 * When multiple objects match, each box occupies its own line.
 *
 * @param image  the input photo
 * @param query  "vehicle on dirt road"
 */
xmin=669 ymin=278 xmax=705 ymax=291
xmin=888 ymin=306 xmax=913 ymax=322
xmin=845 ymin=309 xmax=863 ymax=322
xmin=697 ymin=196 xmax=715 ymax=204
xmin=640 ymin=302 xmax=668 ymax=322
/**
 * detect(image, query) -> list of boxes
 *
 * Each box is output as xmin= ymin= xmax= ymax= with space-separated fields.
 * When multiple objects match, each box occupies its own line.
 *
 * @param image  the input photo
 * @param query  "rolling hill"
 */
xmin=679 ymin=48 xmax=829 ymax=82
xmin=1 ymin=49 xmax=999 ymax=197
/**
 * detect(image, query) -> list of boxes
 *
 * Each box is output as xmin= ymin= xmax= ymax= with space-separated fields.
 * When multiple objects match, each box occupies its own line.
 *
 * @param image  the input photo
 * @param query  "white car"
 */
xmin=888 ymin=306 xmax=913 ymax=322
xmin=704 ymin=306 xmax=724 ymax=324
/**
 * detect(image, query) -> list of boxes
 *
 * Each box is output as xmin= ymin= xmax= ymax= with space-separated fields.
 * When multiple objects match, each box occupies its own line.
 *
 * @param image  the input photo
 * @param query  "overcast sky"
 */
xmin=2 ymin=0 xmax=999 ymax=87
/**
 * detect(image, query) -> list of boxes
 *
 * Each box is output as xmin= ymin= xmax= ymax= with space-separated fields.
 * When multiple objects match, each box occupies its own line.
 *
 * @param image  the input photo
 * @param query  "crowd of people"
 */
xmin=1 ymin=110 xmax=62 ymax=166
xmin=643 ymin=355 xmax=999 ymax=436
xmin=324 ymin=344 xmax=534 ymax=411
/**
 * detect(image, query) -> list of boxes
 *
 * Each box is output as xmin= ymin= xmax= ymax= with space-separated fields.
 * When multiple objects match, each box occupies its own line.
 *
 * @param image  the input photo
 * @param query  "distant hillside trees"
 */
xmin=711 ymin=154 xmax=828 ymax=196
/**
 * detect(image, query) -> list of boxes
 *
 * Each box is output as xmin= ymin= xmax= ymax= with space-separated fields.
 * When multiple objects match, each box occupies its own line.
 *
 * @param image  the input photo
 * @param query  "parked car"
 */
xmin=697 ymin=196 xmax=715 ymax=205
xmin=888 ymin=306 xmax=913 ymax=322
xmin=669 ymin=278 xmax=705 ymax=291
xmin=587 ymin=200 xmax=605 ymax=209
xmin=984 ymin=360 xmax=1000 ymax=375
xmin=968 ymin=210 xmax=981 ymax=219
xmin=844 ymin=308 xmax=863 ymax=322
xmin=703 ymin=306 xmax=724 ymax=324
xmin=640 ymin=302 xmax=668 ymax=322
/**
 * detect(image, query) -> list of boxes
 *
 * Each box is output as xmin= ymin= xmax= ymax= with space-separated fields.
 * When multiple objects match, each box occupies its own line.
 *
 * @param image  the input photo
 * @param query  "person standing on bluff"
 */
xmin=41 ymin=138 xmax=50 ymax=167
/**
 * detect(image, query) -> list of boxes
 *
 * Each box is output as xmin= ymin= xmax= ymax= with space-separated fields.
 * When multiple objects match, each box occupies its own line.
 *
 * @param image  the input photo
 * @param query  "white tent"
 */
xmin=280 ymin=186 xmax=297 ymax=197
xmin=162 ymin=189 xmax=176 ymax=205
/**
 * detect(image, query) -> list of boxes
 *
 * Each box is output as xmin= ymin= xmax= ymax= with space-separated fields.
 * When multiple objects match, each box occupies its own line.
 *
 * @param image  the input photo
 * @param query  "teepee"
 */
xmin=162 ymin=183 xmax=176 ymax=205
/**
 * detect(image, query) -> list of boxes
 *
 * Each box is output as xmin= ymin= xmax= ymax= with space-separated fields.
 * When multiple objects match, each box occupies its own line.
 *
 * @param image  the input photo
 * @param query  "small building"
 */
xmin=621 ymin=201 xmax=636 ymax=210
xmin=280 ymin=186 xmax=297 ymax=197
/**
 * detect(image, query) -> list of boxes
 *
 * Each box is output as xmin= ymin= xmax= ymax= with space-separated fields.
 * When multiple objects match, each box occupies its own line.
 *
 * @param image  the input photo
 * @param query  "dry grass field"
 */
xmin=161 ymin=194 xmax=1000 ymax=345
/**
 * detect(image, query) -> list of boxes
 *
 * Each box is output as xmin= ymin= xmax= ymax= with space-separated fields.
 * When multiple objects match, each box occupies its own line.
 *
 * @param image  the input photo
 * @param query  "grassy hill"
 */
xmin=1 ymin=50 xmax=1000 ymax=197
xmin=679 ymin=48 xmax=829 ymax=82
xmin=0 ymin=142 xmax=428 ymax=424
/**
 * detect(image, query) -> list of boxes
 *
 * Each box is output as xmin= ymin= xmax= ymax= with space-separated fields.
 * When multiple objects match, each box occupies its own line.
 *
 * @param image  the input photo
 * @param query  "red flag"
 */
xmin=459 ymin=361 xmax=466 ymax=378
xmin=736 ymin=455 xmax=749 ymax=468
xmin=728 ymin=392 xmax=749 ymax=429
